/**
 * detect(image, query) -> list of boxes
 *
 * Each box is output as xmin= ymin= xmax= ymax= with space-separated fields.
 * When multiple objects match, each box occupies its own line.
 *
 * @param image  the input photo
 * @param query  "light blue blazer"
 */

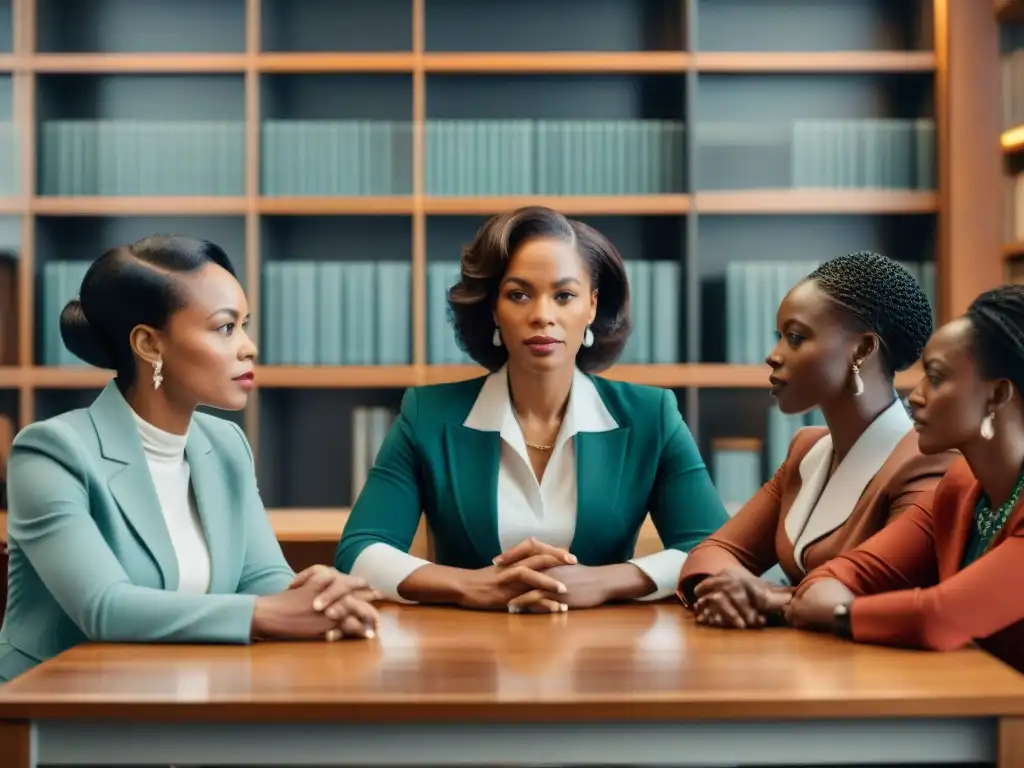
xmin=0 ymin=382 xmax=295 ymax=682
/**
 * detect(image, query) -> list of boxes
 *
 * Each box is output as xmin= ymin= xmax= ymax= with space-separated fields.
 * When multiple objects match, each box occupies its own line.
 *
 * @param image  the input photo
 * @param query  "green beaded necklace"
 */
xmin=975 ymin=470 xmax=1024 ymax=544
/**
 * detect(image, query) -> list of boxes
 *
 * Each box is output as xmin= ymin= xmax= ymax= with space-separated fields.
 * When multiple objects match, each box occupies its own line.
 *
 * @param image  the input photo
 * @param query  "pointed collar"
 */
xmin=462 ymin=365 xmax=618 ymax=457
xmin=784 ymin=396 xmax=914 ymax=572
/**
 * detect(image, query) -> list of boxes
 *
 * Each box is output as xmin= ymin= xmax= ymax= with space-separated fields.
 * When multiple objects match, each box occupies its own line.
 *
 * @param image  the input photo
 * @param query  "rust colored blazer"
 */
xmin=678 ymin=399 xmax=957 ymax=604
xmin=799 ymin=458 xmax=1024 ymax=674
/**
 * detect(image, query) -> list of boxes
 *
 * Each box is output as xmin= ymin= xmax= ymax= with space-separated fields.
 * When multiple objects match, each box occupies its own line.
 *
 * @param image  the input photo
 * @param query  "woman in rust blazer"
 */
xmin=787 ymin=285 xmax=1024 ymax=673
xmin=677 ymin=252 xmax=957 ymax=629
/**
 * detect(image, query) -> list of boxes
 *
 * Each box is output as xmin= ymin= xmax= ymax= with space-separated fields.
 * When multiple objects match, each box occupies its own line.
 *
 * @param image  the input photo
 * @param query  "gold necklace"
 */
xmin=508 ymin=377 xmax=560 ymax=451
xmin=511 ymin=405 xmax=556 ymax=451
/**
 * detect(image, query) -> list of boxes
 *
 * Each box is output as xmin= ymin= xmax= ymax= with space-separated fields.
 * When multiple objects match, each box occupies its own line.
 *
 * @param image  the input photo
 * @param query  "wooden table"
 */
xmin=0 ymin=605 xmax=1023 ymax=766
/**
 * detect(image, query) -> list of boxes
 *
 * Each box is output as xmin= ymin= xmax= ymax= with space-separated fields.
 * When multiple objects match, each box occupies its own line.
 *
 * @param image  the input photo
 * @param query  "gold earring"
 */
xmin=152 ymin=358 xmax=164 ymax=390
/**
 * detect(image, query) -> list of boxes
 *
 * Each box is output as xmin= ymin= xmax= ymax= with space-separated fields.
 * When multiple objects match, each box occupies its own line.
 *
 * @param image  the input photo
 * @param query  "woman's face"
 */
xmin=149 ymin=263 xmax=258 ymax=411
xmin=907 ymin=317 xmax=994 ymax=455
xmin=765 ymin=279 xmax=869 ymax=415
xmin=493 ymin=237 xmax=597 ymax=375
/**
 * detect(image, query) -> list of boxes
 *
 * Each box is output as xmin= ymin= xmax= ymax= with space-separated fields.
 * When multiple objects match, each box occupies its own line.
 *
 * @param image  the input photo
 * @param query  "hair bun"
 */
xmin=59 ymin=297 xmax=116 ymax=370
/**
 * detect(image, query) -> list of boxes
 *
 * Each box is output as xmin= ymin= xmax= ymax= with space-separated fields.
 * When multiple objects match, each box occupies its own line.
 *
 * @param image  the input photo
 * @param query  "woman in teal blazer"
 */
xmin=0 ymin=235 xmax=379 ymax=683
xmin=336 ymin=207 xmax=730 ymax=613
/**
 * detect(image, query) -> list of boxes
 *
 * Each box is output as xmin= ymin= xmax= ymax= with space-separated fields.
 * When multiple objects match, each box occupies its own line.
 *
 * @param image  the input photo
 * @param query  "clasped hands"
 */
xmin=253 ymin=564 xmax=382 ymax=642
xmin=458 ymin=538 xmax=607 ymax=614
xmin=692 ymin=566 xmax=793 ymax=629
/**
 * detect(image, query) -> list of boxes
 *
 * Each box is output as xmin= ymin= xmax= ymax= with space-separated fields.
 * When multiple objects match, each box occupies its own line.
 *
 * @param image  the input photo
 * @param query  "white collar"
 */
xmin=784 ymin=396 xmax=913 ymax=572
xmin=130 ymin=408 xmax=188 ymax=463
xmin=463 ymin=365 xmax=618 ymax=459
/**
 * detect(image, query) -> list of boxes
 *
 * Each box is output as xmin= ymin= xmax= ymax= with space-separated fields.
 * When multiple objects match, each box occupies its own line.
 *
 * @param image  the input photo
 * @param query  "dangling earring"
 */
xmin=850 ymin=361 xmax=864 ymax=396
xmin=492 ymin=327 xmax=502 ymax=347
xmin=582 ymin=325 xmax=594 ymax=348
xmin=981 ymin=412 xmax=995 ymax=440
xmin=152 ymin=358 xmax=164 ymax=390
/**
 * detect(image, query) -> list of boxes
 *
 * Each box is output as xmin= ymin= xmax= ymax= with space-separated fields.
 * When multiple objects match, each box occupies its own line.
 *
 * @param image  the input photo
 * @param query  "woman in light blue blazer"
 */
xmin=0 ymin=235 xmax=380 ymax=683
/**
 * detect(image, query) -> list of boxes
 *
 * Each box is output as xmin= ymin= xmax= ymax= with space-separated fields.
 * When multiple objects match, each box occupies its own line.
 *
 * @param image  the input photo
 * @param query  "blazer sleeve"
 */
xmin=676 ymin=430 xmax=805 ymax=606
xmin=334 ymin=387 xmax=426 ymax=582
xmin=228 ymin=422 xmax=295 ymax=596
xmin=639 ymin=390 xmax=730 ymax=593
xmin=800 ymin=488 xmax=1023 ymax=652
xmin=6 ymin=421 xmax=259 ymax=644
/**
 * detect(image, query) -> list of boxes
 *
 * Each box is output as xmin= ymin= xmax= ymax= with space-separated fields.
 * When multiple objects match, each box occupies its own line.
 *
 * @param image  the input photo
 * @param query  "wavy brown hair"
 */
xmin=448 ymin=206 xmax=631 ymax=373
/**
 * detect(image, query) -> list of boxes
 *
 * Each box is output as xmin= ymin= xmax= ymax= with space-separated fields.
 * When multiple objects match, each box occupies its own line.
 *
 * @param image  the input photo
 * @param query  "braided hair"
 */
xmin=806 ymin=250 xmax=933 ymax=375
xmin=965 ymin=284 xmax=1024 ymax=396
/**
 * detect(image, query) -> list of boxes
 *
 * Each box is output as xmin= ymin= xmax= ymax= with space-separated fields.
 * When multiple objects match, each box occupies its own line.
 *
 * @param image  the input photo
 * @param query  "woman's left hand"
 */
xmin=290 ymin=565 xmax=383 ymax=624
xmin=784 ymin=579 xmax=856 ymax=632
xmin=505 ymin=565 xmax=611 ymax=613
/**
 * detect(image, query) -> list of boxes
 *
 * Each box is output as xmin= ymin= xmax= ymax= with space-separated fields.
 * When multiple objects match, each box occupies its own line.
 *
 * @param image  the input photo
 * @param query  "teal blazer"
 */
xmin=335 ymin=372 xmax=729 ymax=573
xmin=0 ymin=382 xmax=295 ymax=683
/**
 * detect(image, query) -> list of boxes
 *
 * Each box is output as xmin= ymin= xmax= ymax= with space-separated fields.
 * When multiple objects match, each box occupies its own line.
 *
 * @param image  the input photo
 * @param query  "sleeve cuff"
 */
xmin=628 ymin=549 xmax=688 ymax=601
xmin=350 ymin=542 xmax=431 ymax=604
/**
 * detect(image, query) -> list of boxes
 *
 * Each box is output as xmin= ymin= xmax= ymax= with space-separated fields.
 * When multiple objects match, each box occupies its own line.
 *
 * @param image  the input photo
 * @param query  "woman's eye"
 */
xmin=787 ymin=333 xmax=803 ymax=346
xmin=218 ymin=323 xmax=235 ymax=334
xmin=555 ymin=292 xmax=576 ymax=302
xmin=508 ymin=291 xmax=527 ymax=301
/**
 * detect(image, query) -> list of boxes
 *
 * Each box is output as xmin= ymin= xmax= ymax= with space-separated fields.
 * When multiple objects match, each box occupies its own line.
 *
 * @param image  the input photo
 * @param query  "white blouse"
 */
xmin=351 ymin=366 xmax=686 ymax=603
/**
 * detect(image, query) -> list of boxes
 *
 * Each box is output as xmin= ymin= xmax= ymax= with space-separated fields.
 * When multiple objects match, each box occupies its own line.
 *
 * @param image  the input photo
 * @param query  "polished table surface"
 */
xmin=2 ymin=603 xmax=1024 ymax=765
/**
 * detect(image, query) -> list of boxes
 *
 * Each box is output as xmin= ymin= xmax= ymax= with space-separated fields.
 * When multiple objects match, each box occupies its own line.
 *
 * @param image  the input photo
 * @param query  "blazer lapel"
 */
xmin=90 ymin=382 xmax=179 ymax=590
xmin=571 ymin=428 xmax=630 ymax=562
xmin=443 ymin=424 xmax=502 ymax=563
xmin=790 ymin=398 xmax=913 ymax=571
xmin=184 ymin=426 xmax=226 ymax=593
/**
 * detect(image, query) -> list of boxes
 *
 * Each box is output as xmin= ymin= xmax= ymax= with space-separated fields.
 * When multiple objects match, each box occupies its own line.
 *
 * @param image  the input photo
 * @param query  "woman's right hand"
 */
xmin=692 ymin=567 xmax=792 ymax=629
xmin=451 ymin=537 xmax=576 ymax=612
xmin=252 ymin=572 xmax=380 ymax=641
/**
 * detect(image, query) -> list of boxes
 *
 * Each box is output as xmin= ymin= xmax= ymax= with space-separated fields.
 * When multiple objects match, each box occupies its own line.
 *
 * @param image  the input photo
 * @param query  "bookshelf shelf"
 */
xmin=695 ymin=190 xmax=939 ymax=215
xmin=257 ymin=366 xmax=420 ymax=389
xmin=1004 ymin=242 xmax=1024 ymax=259
xmin=692 ymin=51 xmax=936 ymax=73
xmin=31 ymin=53 xmax=249 ymax=74
xmin=425 ymin=196 xmax=692 ymax=216
xmin=28 ymin=367 xmax=111 ymax=389
xmin=422 ymin=52 xmax=690 ymax=74
xmin=32 ymin=197 xmax=249 ymax=216
xmin=258 ymin=197 xmax=416 ymax=216
xmin=258 ymin=53 xmax=417 ymax=74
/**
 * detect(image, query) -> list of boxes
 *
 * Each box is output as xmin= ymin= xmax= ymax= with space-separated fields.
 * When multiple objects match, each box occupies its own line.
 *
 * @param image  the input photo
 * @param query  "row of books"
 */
xmin=39 ymin=121 xmax=245 ymax=197
xmin=261 ymin=261 xmax=411 ymax=366
xmin=40 ymin=260 xmax=91 ymax=366
xmin=350 ymin=406 xmax=397 ymax=505
xmin=30 ymin=117 xmax=935 ymax=198
xmin=1002 ymin=49 xmax=1024 ymax=131
xmin=427 ymin=259 xmax=682 ymax=366
xmin=725 ymin=259 xmax=938 ymax=366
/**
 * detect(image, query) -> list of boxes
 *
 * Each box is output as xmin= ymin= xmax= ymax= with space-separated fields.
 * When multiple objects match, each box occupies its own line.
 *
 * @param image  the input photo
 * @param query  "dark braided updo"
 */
xmin=965 ymin=284 xmax=1024 ymax=396
xmin=806 ymin=250 xmax=933 ymax=375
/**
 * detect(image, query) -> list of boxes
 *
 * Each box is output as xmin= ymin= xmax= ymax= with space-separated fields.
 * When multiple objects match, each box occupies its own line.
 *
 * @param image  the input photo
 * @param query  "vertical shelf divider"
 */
xmin=14 ymin=0 xmax=34 ymax=428
xmin=244 ymin=0 xmax=262 ymax=456
xmin=684 ymin=0 xmax=700 ymax=437
xmin=412 ymin=0 xmax=427 ymax=384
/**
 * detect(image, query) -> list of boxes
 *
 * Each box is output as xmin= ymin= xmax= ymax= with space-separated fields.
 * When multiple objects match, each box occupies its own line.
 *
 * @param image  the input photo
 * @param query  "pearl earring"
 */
xmin=981 ymin=413 xmax=995 ymax=440
xmin=492 ymin=327 xmax=502 ymax=347
xmin=851 ymin=361 xmax=864 ymax=396
xmin=152 ymin=358 xmax=164 ymax=390
xmin=582 ymin=325 xmax=594 ymax=348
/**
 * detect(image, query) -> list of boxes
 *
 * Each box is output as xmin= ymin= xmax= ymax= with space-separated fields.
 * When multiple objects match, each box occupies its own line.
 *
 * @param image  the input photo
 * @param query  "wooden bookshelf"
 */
xmin=0 ymin=0 xmax=1000 ymax=537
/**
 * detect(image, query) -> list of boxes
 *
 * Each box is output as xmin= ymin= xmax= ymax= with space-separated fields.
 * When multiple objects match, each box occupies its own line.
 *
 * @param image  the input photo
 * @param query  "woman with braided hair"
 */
xmin=677 ymin=251 xmax=958 ymax=629
xmin=786 ymin=284 xmax=1024 ymax=672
